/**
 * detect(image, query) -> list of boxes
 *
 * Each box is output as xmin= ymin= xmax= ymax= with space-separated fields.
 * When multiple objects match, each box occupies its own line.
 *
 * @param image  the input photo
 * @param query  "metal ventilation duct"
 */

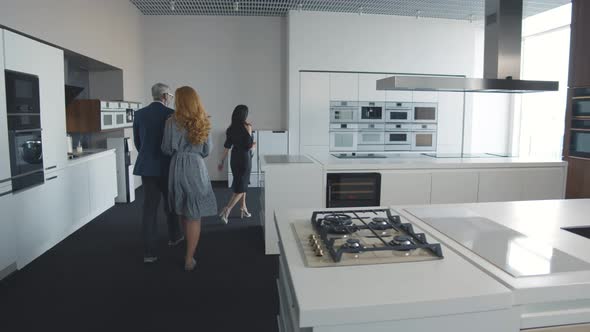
xmin=377 ymin=0 xmax=560 ymax=93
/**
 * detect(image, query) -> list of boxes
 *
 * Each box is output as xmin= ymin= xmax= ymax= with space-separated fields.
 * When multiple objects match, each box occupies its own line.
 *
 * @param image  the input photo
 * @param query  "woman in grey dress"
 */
xmin=161 ymin=86 xmax=217 ymax=271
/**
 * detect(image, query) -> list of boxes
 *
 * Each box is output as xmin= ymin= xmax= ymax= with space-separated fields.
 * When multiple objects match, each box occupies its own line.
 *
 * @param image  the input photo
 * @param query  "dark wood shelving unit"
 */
xmin=563 ymin=0 xmax=590 ymax=198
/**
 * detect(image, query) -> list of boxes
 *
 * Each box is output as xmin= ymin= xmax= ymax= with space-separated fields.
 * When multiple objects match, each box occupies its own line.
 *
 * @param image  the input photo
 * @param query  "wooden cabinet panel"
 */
xmin=566 ymin=157 xmax=590 ymax=198
xmin=66 ymin=100 xmax=101 ymax=133
xmin=570 ymin=0 xmax=590 ymax=87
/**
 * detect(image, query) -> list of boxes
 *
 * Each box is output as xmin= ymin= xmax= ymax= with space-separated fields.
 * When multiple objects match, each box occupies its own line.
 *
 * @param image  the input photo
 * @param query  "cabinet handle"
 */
xmin=0 ymin=189 xmax=12 ymax=197
xmin=45 ymin=165 xmax=57 ymax=170
xmin=46 ymin=176 xmax=58 ymax=181
xmin=0 ymin=177 xmax=11 ymax=184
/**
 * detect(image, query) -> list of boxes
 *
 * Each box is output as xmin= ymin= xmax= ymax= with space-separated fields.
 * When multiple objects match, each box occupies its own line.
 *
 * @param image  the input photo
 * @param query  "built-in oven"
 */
xmin=327 ymin=172 xmax=381 ymax=208
xmin=357 ymin=123 xmax=385 ymax=151
xmin=385 ymin=102 xmax=412 ymax=123
xmin=572 ymin=88 xmax=590 ymax=117
xmin=570 ymin=118 xmax=590 ymax=158
xmin=330 ymin=101 xmax=359 ymax=123
xmin=329 ymin=123 xmax=358 ymax=151
xmin=5 ymin=70 xmax=44 ymax=193
xmin=411 ymin=123 xmax=437 ymax=151
xmin=384 ymin=123 xmax=412 ymax=151
xmin=359 ymin=102 xmax=384 ymax=123
xmin=413 ymin=103 xmax=438 ymax=123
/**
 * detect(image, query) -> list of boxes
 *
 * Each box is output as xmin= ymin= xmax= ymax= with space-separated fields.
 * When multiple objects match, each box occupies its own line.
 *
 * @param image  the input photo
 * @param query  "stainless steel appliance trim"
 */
xmin=46 ymin=175 xmax=58 ymax=181
xmin=7 ymin=113 xmax=40 ymax=116
xmin=45 ymin=165 xmax=57 ymax=170
xmin=0 ymin=177 xmax=11 ymax=184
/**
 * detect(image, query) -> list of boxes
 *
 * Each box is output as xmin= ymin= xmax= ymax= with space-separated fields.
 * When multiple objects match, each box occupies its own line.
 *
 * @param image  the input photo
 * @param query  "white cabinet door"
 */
xmin=413 ymin=91 xmax=439 ymax=102
xmin=329 ymin=72 xmax=358 ymax=101
xmin=522 ymin=167 xmax=566 ymax=200
xmin=0 ymin=186 xmax=17 ymax=276
xmin=88 ymin=153 xmax=117 ymax=214
xmin=67 ymin=162 xmax=91 ymax=223
xmin=380 ymin=171 xmax=432 ymax=205
xmin=359 ymin=73 xmax=386 ymax=101
xmin=4 ymin=31 xmax=67 ymax=172
xmin=0 ymin=30 xmax=10 ymax=185
xmin=386 ymin=90 xmax=413 ymax=102
xmin=431 ymin=171 xmax=479 ymax=204
xmin=478 ymin=169 xmax=524 ymax=202
xmin=300 ymin=72 xmax=330 ymax=148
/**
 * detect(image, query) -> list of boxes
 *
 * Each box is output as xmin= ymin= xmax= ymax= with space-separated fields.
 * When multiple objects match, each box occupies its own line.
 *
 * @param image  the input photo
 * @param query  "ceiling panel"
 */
xmin=130 ymin=0 xmax=570 ymax=20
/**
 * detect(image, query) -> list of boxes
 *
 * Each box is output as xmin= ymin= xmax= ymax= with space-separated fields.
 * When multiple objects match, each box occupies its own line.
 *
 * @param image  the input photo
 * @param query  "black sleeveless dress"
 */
xmin=224 ymin=125 xmax=254 ymax=193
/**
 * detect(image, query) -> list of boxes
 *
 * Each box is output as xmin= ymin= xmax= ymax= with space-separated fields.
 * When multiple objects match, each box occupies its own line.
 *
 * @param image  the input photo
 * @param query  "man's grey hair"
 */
xmin=151 ymin=83 xmax=170 ymax=100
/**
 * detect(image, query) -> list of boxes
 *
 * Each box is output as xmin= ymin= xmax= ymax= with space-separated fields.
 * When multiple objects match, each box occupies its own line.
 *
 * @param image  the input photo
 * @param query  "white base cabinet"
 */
xmin=379 ymin=167 xmax=566 ymax=206
xmin=0 ymin=184 xmax=17 ymax=278
xmin=0 ymin=30 xmax=10 ymax=184
xmin=10 ymin=152 xmax=117 ymax=270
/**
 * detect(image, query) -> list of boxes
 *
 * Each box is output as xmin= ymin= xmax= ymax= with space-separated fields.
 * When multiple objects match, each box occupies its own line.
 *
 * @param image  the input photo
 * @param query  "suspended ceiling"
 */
xmin=130 ymin=0 xmax=570 ymax=20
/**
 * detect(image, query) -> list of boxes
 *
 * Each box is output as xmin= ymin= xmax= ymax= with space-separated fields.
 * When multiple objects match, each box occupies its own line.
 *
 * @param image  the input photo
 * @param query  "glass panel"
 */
xmin=571 ymin=131 xmax=590 ymax=157
xmin=415 ymin=134 xmax=433 ymax=147
xmin=390 ymin=112 xmax=408 ymax=120
xmin=103 ymin=114 xmax=113 ymax=126
xmin=116 ymin=114 xmax=125 ymax=124
xmin=390 ymin=133 xmax=407 ymax=141
xmin=15 ymin=79 xmax=33 ymax=99
xmin=572 ymin=119 xmax=590 ymax=130
xmin=573 ymin=100 xmax=590 ymax=117
xmin=414 ymin=107 xmax=436 ymax=120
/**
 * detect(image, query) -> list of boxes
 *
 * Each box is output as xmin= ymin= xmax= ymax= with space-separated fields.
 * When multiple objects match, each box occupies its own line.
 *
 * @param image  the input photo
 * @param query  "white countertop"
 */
xmin=66 ymin=149 xmax=115 ymax=167
xmin=275 ymin=207 xmax=513 ymax=327
xmin=398 ymin=199 xmax=590 ymax=328
xmin=308 ymin=153 xmax=567 ymax=170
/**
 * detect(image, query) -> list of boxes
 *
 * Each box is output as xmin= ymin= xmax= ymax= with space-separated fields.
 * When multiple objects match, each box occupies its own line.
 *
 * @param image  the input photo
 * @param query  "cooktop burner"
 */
xmin=308 ymin=208 xmax=444 ymax=263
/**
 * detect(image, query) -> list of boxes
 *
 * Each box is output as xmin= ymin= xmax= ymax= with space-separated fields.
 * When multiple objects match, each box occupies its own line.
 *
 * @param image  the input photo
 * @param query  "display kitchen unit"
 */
xmin=275 ymin=199 xmax=590 ymax=332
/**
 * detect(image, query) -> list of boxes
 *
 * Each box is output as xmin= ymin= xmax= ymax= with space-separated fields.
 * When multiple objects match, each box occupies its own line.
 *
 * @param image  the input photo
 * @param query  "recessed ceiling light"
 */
xmin=170 ymin=0 xmax=175 ymax=11
xmin=234 ymin=1 xmax=239 ymax=12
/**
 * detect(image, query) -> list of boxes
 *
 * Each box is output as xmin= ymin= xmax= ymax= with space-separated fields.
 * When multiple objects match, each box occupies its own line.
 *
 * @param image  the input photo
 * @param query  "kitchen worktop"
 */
xmin=308 ymin=152 xmax=567 ymax=170
xmin=399 ymin=199 xmax=590 ymax=328
xmin=66 ymin=149 xmax=115 ymax=167
xmin=275 ymin=207 xmax=513 ymax=328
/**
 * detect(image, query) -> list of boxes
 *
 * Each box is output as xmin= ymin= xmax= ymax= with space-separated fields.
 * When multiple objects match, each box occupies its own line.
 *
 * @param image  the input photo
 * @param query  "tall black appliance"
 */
xmin=4 ymin=70 xmax=44 ymax=192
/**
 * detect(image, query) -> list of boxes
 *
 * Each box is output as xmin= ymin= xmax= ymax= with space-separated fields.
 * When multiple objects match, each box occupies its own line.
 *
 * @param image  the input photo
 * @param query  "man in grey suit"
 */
xmin=133 ymin=83 xmax=183 ymax=263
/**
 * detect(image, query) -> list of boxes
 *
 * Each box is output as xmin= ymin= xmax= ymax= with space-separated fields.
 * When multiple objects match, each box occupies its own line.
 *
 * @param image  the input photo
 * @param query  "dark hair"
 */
xmin=230 ymin=105 xmax=249 ymax=129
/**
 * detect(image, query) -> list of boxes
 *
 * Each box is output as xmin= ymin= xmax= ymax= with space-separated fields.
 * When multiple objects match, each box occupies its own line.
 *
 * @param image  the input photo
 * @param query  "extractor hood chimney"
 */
xmin=377 ymin=0 xmax=559 ymax=93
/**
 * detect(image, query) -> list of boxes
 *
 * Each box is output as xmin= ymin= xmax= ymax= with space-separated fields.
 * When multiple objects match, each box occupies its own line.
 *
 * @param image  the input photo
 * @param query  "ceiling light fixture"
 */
xmin=358 ymin=6 xmax=363 ymax=16
xmin=415 ymin=10 xmax=421 ymax=19
xmin=298 ymin=3 xmax=303 ymax=12
xmin=234 ymin=1 xmax=239 ymax=12
xmin=170 ymin=0 xmax=175 ymax=11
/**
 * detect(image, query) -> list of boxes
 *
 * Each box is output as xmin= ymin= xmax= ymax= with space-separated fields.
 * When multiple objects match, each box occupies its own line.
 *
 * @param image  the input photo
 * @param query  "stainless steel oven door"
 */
xmin=413 ymin=103 xmax=437 ymax=122
xmin=329 ymin=123 xmax=358 ymax=151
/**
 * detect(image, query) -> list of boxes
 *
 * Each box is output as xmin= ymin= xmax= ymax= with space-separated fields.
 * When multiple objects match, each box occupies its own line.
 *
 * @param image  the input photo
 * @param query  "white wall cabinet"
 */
xmin=386 ymin=90 xmax=413 ymax=102
xmin=329 ymin=72 xmax=358 ymax=101
xmin=0 ymin=30 xmax=11 ymax=185
xmin=3 ymin=31 xmax=67 ymax=172
xmin=431 ymin=171 xmax=479 ymax=204
xmin=413 ymin=91 xmax=439 ymax=103
xmin=358 ymin=73 xmax=386 ymax=101
xmin=381 ymin=171 xmax=432 ymax=206
xmin=300 ymin=72 xmax=330 ymax=148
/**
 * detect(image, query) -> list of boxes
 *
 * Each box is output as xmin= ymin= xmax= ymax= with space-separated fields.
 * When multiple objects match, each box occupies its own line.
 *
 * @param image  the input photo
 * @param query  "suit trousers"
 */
xmin=141 ymin=176 xmax=181 ymax=257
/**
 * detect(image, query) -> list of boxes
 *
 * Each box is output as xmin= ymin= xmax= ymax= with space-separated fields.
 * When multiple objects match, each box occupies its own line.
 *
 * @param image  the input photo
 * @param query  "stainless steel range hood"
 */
xmin=377 ymin=0 xmax=559 ymax=93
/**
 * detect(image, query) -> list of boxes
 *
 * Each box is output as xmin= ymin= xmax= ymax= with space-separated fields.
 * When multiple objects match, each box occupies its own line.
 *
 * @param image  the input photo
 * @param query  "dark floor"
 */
xmin=0 ymin=185 xmax=279 ymax=332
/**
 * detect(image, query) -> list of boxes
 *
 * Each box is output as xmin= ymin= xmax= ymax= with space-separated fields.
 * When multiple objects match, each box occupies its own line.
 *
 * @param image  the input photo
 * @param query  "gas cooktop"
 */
xmin=293 ymin=208 xmax=443 ymax=268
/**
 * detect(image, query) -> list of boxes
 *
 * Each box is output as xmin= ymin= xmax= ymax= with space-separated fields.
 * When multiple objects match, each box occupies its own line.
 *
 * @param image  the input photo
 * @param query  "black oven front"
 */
xmin=5 ymin=70 xmax=44 ymax=192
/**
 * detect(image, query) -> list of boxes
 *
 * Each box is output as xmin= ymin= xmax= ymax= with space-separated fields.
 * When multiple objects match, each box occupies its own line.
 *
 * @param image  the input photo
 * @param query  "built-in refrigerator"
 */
xmin=227 ymin=130 xmax=288 ymax=188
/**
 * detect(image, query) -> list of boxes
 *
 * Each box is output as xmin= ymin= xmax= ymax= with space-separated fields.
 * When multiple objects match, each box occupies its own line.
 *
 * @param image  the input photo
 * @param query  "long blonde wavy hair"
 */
xmin=173 ymin=86 xmax=211 ymax=145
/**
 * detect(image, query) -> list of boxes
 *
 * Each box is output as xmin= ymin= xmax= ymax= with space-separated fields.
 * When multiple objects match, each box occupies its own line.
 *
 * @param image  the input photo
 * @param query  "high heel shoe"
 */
xmin=240 ymin=208 xmax=252 ymax=219
xmin=219 ymin=207 xmax=229 ymax=224
xmin=184 ymin=258 xmax=196 ymax=271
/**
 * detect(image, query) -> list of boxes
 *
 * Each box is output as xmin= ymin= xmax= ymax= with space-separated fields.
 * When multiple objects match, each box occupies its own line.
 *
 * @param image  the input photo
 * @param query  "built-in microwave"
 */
xmin=413 ymin=103 xmax=437 ymax=123
xmin=385 ymin=102 xmax=413 ymax=123
xmin=359 ymin=102 xmax=384 ymax=122
xmin=330 ymin=101 xmax=359 ymax=123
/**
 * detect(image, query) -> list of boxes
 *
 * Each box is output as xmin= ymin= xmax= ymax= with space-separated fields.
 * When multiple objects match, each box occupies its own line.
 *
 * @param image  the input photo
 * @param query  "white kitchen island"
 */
xmin=275 ymin=200 xmax=590 ymax=332
xmin=262 ymin=153 xmax=567 ymax=254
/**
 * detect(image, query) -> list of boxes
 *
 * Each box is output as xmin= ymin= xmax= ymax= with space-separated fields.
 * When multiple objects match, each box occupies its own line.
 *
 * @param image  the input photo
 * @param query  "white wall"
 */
xmin=142 ymin=16 xmax=286 ymax=180
xmin=288 ymin=10 xmax=486 ymax=154
xmin=0 ymin=0 xmax=144 ymax=102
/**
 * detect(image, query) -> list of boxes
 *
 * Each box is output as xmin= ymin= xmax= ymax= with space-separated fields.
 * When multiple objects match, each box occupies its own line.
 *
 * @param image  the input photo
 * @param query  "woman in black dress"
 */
xmin=217 ymin=105 xmax=256 ymax=223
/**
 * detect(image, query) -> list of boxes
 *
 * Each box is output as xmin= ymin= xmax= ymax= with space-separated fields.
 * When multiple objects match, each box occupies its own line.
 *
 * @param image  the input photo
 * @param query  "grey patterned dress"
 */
xmin=161 ymin=117 xmax=217 ymax=220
